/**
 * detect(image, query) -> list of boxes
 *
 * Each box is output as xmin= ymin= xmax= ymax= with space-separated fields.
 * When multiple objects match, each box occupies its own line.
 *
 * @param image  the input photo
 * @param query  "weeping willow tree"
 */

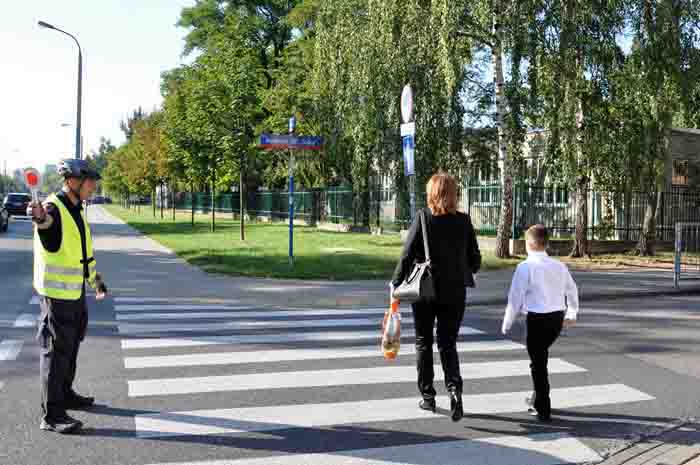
xmin=313 ymin=0 xmax=471 ymax=227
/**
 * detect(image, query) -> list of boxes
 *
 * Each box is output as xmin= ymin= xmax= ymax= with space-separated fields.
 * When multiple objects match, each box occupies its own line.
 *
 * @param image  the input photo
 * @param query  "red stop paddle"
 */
xmin=23 ymin=168 xmax=42 ymax=203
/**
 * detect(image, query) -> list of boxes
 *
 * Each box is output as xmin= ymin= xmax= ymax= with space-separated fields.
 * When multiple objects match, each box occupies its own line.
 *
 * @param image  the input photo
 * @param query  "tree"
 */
xmin=163 ymin=24 xmax=262 ymax=232
xmin=41 ymin=166 xmax=63 ymax=194
xmin=314 ymin=0 xmax=472 ymax=226
xmin=120 ymin=107 xmax=146 ymax=141
xmin=457 ymin=0 xmax=541 ymax=257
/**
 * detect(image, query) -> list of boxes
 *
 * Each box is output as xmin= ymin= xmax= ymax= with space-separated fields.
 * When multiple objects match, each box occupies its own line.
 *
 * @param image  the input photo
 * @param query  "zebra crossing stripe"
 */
xmin=143 ymin=432 xmax=601 ymax=465
xmin=0 ymin=340 xmax=24 ymax=361
xmin=117 ymin=317 xmax=478 ymax=335
xmin=123 ymin=340 xmax=524 ymax=369
xmin=13 ymin=314 xmax=36 ymax=328
xmin=116 ymin=297 xmax=241 ymax=304
xmin=128 ymin=359 xmax=585 ymax=397
xmin=116 ymin=308 xmax=388 ymax=321
xmin=118 ymin=317 xmax=421 ymax=334
xmin=134 ymin=383 xmax=652 ymax=438
xmin=116 ymin=305 xmax=252 ymax=312
xmin=121 ymin=327 xmax=485 ymax=350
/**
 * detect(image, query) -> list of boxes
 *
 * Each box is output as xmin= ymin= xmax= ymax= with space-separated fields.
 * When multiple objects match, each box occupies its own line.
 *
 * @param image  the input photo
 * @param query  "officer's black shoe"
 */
xmin=419 ymin=398 xmax=436 ymax=413
xmin=449 ymin=391 xmax=463 ymax=422
xmin=64 ymin=391 xmax=95 ymax=409
xmin=40 ymin=414 xmax=83 ymax=434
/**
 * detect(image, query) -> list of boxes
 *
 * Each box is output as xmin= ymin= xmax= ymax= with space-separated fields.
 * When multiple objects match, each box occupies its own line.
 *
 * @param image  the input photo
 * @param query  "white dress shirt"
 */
xmin=501 ymin=251 xmax=579 ymax=334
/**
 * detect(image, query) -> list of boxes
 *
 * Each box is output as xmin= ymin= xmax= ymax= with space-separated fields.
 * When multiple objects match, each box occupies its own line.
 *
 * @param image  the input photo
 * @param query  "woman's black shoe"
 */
xmin=449 ymin=391 xmax=463 ymax=422
xmin=419 ymin=398 xmax=436 ymax=413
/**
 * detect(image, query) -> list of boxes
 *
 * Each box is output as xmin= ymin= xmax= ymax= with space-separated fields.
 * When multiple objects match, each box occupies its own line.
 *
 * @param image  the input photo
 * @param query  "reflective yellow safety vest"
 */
xmin=34 ymin=194 xmax=97 ymax=300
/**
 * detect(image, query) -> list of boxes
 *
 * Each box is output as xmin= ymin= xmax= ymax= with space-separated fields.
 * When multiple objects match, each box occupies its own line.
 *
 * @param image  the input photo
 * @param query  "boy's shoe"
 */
xmin=525 ymin=393 xmax=536 ymax=413
xmin=529 ymin=409 xmax=552 ymax=422
xmin=40 ymin=414 xmax=83 ymax=434
xmin=419 ymin=398 xmax=436 ymax=413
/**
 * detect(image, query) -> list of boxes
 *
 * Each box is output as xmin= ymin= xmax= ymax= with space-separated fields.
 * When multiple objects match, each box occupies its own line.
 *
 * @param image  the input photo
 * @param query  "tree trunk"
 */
xmin=240 ymin=153 xmax=246 ymax=241
xmin=493 ymin=1 xmax=512 ymax=258
xmin=637 ymin=191 xmax=657 ymax=256
xmin=191 ymin=183 xmax=195 ymax=228
xmin=172 ymin=186 xmax=176 ymax=221
xmin=152 ymin=189 xmax=156 ymax=217
xmin=160 ymin=182 xmax=165 ymax=219
xmin=570 ymin=176 xmax=590 ymax=258
xmin=211 ymin=167 xmax=216 ymax=233
xmin=624 ymin=188 xmax=632 ymax=240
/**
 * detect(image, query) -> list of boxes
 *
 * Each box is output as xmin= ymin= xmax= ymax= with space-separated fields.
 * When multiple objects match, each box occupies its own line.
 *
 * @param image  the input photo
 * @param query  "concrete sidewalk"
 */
xmin=89 ymin=206 xmax=700 ymax=309
xmin=594 ymin=421 xmax=700 ymax=465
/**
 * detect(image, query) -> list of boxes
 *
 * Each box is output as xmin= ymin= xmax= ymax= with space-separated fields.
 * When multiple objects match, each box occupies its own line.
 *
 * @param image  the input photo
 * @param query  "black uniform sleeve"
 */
xmin=37 ymin=204 xmax=62 ymax=253
xmin=391 ymin=211 xmax=426 ymax=288
xmin=465 ymin=213 xmax=481 ymax=274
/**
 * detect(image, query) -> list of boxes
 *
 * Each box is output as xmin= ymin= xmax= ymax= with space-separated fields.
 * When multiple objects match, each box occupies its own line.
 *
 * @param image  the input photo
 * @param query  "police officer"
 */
xmin=29 ymin=159 xmax=108 ymax=434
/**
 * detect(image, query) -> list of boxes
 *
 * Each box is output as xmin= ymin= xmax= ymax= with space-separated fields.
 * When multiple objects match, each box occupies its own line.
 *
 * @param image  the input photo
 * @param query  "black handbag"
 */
xmin=393 ymin=209 xmax=435 ymax=303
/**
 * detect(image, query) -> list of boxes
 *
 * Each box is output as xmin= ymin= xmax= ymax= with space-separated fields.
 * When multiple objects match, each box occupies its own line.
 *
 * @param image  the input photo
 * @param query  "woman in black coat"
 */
xmin=391 ymin=172 xmax=481 ymax=422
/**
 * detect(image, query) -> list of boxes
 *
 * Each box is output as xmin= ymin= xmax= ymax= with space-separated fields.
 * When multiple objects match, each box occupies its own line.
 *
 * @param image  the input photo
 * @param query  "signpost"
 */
xmin=401 ymin=84 xmax=416 ymax=221
xmin=288 ymin=117 xmax=296 ymax=267
xmin=259 ymin=123 xmax=324 ymax=266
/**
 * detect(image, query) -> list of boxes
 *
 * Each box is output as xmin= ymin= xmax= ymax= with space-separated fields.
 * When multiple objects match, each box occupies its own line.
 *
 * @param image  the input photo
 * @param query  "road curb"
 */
xmin=590 ymin=419 xmax=700 ymax=465
xmin=468 ymin=287 xmax=700 ymax=309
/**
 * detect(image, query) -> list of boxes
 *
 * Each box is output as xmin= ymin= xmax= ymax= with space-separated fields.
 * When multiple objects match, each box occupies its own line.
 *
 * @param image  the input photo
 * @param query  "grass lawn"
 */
xmin=104 ymin=205 xmax=520 ymax=280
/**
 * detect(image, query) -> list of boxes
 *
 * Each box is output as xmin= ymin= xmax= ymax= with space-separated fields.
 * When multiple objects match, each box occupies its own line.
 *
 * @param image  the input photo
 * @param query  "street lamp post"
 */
xmin=38 ymin=21 xmax=83 ymax=160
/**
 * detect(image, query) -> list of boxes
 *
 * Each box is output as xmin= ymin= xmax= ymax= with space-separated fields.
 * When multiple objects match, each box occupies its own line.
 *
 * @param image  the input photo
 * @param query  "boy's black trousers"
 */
xmin=526 ymin=310 xmax=565 ymax=418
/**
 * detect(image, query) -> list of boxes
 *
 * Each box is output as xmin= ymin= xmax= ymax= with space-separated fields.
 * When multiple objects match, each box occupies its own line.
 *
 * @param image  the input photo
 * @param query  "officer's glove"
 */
xmin=95 ymin=273 xmax=108 ymax=300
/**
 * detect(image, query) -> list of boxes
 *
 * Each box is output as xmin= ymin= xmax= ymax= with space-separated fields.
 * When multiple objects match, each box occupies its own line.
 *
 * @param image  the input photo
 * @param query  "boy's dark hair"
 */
xmin=526 ymin=224 xmax=548 ymax=248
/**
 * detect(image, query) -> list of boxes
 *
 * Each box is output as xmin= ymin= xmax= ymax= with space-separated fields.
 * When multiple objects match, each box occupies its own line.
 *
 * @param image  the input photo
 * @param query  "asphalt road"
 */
xmin=1 ymin=208 xmax=699 ymax=465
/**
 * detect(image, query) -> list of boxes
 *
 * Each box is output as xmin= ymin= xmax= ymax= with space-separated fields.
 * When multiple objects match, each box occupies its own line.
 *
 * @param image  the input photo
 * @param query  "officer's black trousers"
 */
xmin=411 ymin=293 xmax=466 ymax=399
xmin=526 ymin=311 xmax=565 ymax=418
xmin=38 ymin=293 xmax=88 ymax=420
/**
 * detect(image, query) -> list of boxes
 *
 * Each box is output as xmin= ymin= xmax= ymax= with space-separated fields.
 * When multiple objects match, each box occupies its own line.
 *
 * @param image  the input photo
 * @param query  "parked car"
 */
xmin=91 ymin=196 xmax=105 ymax=204
xmin=0 ymin=204 xmax=9 ymax=232
xmin=104 ymin=196 xmax=112 ymax=204
xmin=2 ymin=193 xmax=31 ymax=217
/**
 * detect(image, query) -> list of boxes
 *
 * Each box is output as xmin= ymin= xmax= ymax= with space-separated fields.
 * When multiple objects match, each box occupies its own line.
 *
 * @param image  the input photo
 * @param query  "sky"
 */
xmin=0 ymin=0 xmax=195 ymax=176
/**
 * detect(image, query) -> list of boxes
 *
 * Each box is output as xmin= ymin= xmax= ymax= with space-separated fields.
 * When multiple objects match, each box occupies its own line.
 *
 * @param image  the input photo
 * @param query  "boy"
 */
xmin=501 ymin=224 xmax=579 ymax=422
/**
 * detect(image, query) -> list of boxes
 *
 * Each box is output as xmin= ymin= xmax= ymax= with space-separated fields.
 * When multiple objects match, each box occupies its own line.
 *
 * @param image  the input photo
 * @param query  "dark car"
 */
xmin=91 ymin=196 xmax=105 ymax=204
xmin=0 ymin=204 xmax=8 ymax=232
xmin=2 ymin=193 xmax=31 ymax=217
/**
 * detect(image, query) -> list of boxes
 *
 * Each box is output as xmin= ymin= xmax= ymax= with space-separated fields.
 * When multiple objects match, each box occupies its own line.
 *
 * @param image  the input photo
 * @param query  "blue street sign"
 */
xmin=259 ymin=134 xmax=323 ymax=151
xmin=402 ymin=135 xmax=415 ymax=176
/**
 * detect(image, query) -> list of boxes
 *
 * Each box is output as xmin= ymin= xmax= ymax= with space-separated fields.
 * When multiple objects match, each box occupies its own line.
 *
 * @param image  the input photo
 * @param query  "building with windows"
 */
xmin=462 ymin=127 xmax=700 ymax=240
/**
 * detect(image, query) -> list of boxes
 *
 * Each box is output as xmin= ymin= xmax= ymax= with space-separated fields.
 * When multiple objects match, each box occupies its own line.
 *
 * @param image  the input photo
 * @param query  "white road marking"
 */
xmin=0 ymin=340 xmax=24 ymax=361
xmin=13 ymin=314 xmax=37 ymax=328
xmin=116 ymin=308 xmax=387 ymax=321
xmin=121 ymin=327 xmax=484 ymax=350
xmin=134 ymin=383 xmax=652 ymax=438
xmin=124 ymin=340 xmax=523 ymax=369
xmin=118 ymin=317 xmax=417 ymax=334
xmin=144 ymin=432 xmax=601 ymax=465
xmin=128 ymin=359 xmax=585 ymax=397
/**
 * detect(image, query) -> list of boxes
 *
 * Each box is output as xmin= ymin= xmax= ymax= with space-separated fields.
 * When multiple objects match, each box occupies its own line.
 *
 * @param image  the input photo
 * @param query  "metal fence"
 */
xmin=465 ymin=185 xmax=700 ymax=241
xmin=168 ymin=189 xmax=427 ymax=232
xmin=142 ymin=185 xmax=700 ymax=239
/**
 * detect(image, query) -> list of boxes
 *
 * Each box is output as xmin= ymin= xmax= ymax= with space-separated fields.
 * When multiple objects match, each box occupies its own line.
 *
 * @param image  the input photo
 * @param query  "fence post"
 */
xmin=511 ymin=184 xmax=518 ymax=240
xmin=674 ymin=222 xmax=681 ymax=288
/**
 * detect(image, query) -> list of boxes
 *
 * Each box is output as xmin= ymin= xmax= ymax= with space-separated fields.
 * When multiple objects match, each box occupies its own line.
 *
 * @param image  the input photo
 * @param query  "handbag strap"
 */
xmin=419 ymin=209 xmax=431 ymax=263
